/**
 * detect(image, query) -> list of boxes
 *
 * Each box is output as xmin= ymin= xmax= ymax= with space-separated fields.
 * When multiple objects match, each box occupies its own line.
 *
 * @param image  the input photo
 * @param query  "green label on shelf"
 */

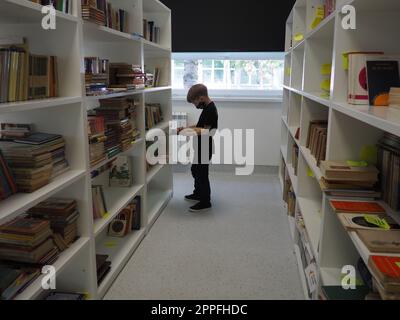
xmin=321 ymin=64 xmax=332 ymax=76
xmin=294 ymin=33 xmax=304 ymax=42
xmin=307 ymin=167 xmax=315 ymax=178
xmin=320 ymin=79 xmax=331 ymax=92
xmin=103 ymin=212 xmax=110 ymax=219
xmin=360 ymin=145 xmax=378 ymax=165
xmin=364 ymin=215 xmax=391 ymax=230
xmin=347 ymin=160 xmax=368 ymax=167
xmin=104 ymin=240 xmax=118 ymax=248
xmin=342 ymin=53 xmax=350 ymax=70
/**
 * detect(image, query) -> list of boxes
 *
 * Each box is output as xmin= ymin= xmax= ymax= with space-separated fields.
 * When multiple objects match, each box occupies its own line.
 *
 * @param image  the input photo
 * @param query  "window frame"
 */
xmin=172 ymin=52 xmax=285 ymax=101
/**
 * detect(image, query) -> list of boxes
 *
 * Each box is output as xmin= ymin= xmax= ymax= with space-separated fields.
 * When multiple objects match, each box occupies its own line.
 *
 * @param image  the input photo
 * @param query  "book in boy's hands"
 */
xmin=329 ymin=200 xmax=386 ymax=214
xmin=366 ymin=60 xmax=400 ymax=106
xmin=357 ymin=229 xmax=400 ymax=254
xmin=14 ymin=132 xmax=62 ymax=145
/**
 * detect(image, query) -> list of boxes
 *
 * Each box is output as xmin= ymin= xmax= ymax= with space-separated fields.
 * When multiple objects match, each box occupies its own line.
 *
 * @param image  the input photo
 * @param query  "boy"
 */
xmin=179 ymin=84 xmax=218 ymax=212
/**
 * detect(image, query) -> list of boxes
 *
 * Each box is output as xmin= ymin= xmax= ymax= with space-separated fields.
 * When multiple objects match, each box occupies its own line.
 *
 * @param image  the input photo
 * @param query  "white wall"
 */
xmin=173 ymin=98 xmax=282 ymax=166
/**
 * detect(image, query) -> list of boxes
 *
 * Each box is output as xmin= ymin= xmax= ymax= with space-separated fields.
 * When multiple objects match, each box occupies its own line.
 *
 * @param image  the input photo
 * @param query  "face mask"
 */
xmin=196 ymin=102 xmax=207 ymax=109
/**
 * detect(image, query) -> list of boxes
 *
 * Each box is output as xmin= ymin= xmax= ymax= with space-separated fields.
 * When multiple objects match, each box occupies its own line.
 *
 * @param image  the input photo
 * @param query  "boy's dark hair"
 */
xmin=187 ymin=84 xmax=208 ymax=103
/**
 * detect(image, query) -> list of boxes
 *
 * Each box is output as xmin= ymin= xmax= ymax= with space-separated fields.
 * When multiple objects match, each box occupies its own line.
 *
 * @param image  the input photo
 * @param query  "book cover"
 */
xmin=329 ymin=200 xmax=386 ymax=214
xmin=357 ymin=229 xmax=400 ymax=254
xmin=338 ymin=213 xmax=400 ymax=231
xmin=109 ymin=155 xmax=132 ymax=187
xmin=366 ymin=60 xmax=400 ymax=106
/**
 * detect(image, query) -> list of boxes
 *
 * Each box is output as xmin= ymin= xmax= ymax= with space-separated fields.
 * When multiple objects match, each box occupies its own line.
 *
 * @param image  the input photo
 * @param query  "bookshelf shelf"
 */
xmin=1 ymin=0 xmax=79 ymax=23
xmin=146 ymin=189 xmax=173 ymax=230
xmin=0 ymin=170 xmax=86 ymax=225
xmin=282 ymin=0 xmax=400 ymax=300
xmin=297 ymin=197 xmax=321 ymax=258
xmin=300 ymin=146 xmax=322 ymax=181
xmin=294 ymin=244 xmax=311 ymax=300
xmin=0 ymin=0 xmax=172 ymax=300
xmin=94 ymin=184 xmax=144 ymax=237
xmin=14 ymin=237 xmax=91 ymax=300
xmin=90 ymin=139 xmax=144 ymax=172
xmin=0 ymin=97 xmax=83 ymax=115
xmin=146 ymin=163 xmax=165 ymax=183
xmin=96 ymin=228 xmax=146 ymax=298
xmin=82 ymin=21 xmax=139 ymax=43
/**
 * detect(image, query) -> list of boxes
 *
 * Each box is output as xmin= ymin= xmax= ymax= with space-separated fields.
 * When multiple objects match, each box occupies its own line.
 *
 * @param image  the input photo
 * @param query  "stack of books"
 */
xmin=306 ymin=120 xmax=328 ymax=166
xmin=92 ymin=185 xmax=107 ymax=219
xmin=84 ymin=57 xmax=109 ymax=96
xmin=0 ymin=123 xmax=31 ymax=139
xmin=28 ymin=198 xmax=80 ymax=251
xmin=0 ymin=215 xmax=58 ymax=265
xmin=87 ymin=115 xmax=106 ymax=168
xmin=81 ymin=1 xmax=106 ymax=26
xmin=0 ymin=265 xmax=40 ymax=300
xmin=377 ymin=132 xmax=400 ymax=211
xmin=319 ymin=160 xmax=380 ymax=198
xmin=95 ymin=97 xmax=138 ymax=156
xmin=108 ymin=196 xmax=141 ymax=237
xmin=0 ymin=132 xmax=69 ymax=192
xmin=145 ymin=103 xmax=163 ymax=130
xmin=369 ymin=256 xmax=400 ymax=300
xmin=96 ymin=254 xmax=111 ymax=285
xmin=30 ymin=0 xmax=73 ymax=14
xmin=29 ymin=54 xmax=59 ymax=100
xmin=143 ymin=19 xmax=160 ymax=44
xmin=0 ymin=149 xmax=17 ymax=201
xmin=109 ymin=63 xmax=146 ymax=91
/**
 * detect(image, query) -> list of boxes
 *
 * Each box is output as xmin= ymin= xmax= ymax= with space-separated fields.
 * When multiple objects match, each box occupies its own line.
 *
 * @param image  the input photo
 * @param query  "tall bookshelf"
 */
xmin=280 ymin=0 xmax=400 ymax=300
xmin=0 ymin=0 xmax=172 ymax=299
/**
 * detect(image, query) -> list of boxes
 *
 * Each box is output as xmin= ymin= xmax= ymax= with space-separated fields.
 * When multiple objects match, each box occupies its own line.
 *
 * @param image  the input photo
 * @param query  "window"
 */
xmin=172 ymin=52 xmax=284 ymax=99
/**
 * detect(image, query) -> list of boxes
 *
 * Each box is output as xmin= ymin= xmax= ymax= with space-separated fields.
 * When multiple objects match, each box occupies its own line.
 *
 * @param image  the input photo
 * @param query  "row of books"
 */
xmin=108 ymin=197 xmax=141 ymax=237
xmin=82 ymin=0 xmax=129 ymax=33
xmin=92 ymin=184 xmax=107 ymax=219
xmin=0 ymin=130 xmax=69 ymax=194
xmin=306 ymin=120 xmax=327 ymax=166
xmin=143 ymin=19 xmax=161 ymax=44
xmin=30 ymin=0 xmax=73 ymax=14
xmin=85 ymin=61 xmax=146 ymax=96
xmin=145 ymin=67 xmax=162 ymax=88
xmin=329 ymin=199 xmax=400 ymax=299
xmin=347 ymin=52 xmax=400 ymax=106
xmin=145 ymin=103 xmax=163 ymax=130
xmin=0 ymin=38 xmax=58 ymax=103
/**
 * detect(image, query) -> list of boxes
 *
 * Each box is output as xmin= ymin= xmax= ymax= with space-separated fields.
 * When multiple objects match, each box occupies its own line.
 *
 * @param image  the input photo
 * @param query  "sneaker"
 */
xmin=189 ymin=202 xmax=212 ymax=212
xmin=185 ymin=194 xmax=201 ymax=202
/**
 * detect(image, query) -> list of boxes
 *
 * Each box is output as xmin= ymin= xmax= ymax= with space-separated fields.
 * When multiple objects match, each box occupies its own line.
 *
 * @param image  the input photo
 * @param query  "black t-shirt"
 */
xmin=194 ymin=101 xmax=218 ymax=164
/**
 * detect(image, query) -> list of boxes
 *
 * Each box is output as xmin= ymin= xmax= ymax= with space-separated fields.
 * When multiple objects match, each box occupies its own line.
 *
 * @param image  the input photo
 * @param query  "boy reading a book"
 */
xmin=178 ymin=84 xmax=218 ymax=212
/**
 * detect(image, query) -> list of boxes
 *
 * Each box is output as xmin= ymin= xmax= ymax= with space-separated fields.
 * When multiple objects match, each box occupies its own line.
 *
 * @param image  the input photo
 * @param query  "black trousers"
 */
xmin=191 ymin=164 xmax=211 ymax=203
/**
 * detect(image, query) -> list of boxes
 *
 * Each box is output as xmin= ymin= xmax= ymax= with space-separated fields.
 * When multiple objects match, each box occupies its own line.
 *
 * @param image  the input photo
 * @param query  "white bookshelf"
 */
xmin=281 ymin=0 xmax=400 ymax=299
xmin=0 ymin=0 xmax=173 ymax=300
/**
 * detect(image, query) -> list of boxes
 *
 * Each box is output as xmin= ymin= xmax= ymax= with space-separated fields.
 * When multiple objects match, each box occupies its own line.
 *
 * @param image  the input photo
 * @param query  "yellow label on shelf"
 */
xmin=364 ymin=215 xmax=391 ymax=230
xmin=104 ymin=240 xmax=118 ymax=248
xmin=396 ymin=262 xmax=400 ymax=269
xmin=285 ymin=67 xmax=291 ymax=76
xmin=316 ymin=6 xmax=325 ymax=19
xmin=320 ymin=92 xmax=330 ymax=99
xmin=321 ymin=63 xmax=332 ymax=75
xmin=346 ymin=160 xmax=368 ymax=167
xmin=83 ymin=292 xmax=90 ymax=300
xmin=342 ymin=52 xmax=349 ymax=70
xmin=320 ymin=79 xmax=331 ymax=92
xmin=311 ymin=18 xmax=323 ymax=30
xmin=294 ymin=33 xmax=304 ymax=42
xmin=360 ymin=145 xmax=378 ymax=165
xmin=103 ymin=212 xmax=110 ymax=219
xmin=307 ymin=167 xmax=315 ymax=178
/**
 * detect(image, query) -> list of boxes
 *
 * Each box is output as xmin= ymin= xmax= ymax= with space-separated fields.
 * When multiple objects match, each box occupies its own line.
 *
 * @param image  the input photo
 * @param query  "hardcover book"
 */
xmin=329 ymin=200 xmax=386 ymax=214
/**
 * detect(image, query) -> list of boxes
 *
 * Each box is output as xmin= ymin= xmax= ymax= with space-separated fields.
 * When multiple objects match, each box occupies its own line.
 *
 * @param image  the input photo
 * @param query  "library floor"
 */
xmin=104 ymin=171 xmax=303 ymax=300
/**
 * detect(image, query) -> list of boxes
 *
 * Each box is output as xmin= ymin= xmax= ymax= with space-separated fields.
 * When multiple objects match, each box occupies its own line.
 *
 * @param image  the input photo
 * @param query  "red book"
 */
xmin=369 ymin=256 xmax=400 ymax=285
xmin=330 ymin=200 xmax=386 ymax=214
